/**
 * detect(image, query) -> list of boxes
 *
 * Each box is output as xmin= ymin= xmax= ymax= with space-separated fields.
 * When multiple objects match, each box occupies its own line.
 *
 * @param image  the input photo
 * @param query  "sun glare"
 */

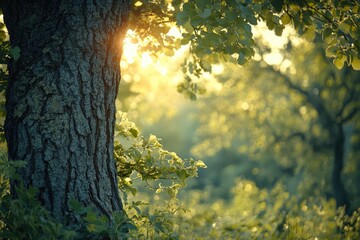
xmin=252 ymin=22 xmax=296 ymax=66
xmin=140 ymin=52 xmax=153 ymax=68
xmin=122 ymin=32 xmax=138 ymax=64
xmin=122 ymin=29 xmax=155 ymax=68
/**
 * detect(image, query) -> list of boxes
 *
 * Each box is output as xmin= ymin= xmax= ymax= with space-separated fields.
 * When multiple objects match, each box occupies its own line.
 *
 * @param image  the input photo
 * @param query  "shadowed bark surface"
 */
xmin=1 ymin=0 xmax=131 ymax=221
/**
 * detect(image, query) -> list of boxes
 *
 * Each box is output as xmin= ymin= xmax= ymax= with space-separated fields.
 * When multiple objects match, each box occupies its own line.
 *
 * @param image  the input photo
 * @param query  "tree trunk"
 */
xmin=1 ymin=0 xmax=131 ymax=221
xmin=332 ymin=125 xmax=351 ymax=214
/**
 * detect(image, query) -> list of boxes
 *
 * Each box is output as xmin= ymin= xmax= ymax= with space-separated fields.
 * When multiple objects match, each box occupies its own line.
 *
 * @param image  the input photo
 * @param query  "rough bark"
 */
xmin=1 ymin=0 xmax=131 ymax=221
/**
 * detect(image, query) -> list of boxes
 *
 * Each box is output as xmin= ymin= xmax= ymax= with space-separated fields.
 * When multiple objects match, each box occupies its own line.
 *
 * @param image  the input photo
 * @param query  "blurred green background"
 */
xmin=116 ymin=26 xmax=360 ymax=238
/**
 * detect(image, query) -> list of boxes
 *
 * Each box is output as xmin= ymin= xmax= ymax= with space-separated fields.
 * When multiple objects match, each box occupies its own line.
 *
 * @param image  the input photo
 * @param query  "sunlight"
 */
xmin=122 ymin=30 xmax=139 ymax=64
xmin=122 ymin=29 xmax=156 ymax=69
xmin=212 ymin=64 xmax=224 ymax=75
xmin=263 ymin=50 xmax=283 ymax=65
xmin=252 ymin=22 xmax=297 ymax=66
xmin=167 ymin=26 xmax=182 ymax=38
xmin=140 ymin=52 xmax=153 ymax=68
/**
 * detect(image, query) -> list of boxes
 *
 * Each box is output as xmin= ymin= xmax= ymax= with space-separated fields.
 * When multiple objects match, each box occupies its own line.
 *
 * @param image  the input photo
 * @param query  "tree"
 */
xmin=191 ymin=37 xmax=360 ymax=213
xmin=0 ymin=0 xmax=359 ymax=229
xmin=0 ymin=1 xmax=131 ymax=222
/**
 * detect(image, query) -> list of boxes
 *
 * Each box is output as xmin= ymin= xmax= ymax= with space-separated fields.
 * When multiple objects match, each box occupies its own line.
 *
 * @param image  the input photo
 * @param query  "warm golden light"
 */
xmin=122 ymin=30 xmax=155 ymax=68
xmin=140 ymin=52 xmax=153 ymax=68
xmin=122 ymin=30 xmax=139 ymax=64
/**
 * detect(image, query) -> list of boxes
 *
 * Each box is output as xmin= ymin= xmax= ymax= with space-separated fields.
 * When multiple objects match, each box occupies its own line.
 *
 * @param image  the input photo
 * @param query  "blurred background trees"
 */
xmin=192 ymin=35 xmax=360 ymax=214
xmin=119 ymin=22 xmax=360 ymax=218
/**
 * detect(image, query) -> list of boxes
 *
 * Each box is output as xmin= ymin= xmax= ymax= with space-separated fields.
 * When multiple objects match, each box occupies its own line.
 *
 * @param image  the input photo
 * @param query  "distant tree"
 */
xmin=192 ymin=39 xmax=360 ymax=214
xmin=263 ymin=53 xmax=360 ymax=215
xmin=0 ymin=0 xmax=359 ymax=225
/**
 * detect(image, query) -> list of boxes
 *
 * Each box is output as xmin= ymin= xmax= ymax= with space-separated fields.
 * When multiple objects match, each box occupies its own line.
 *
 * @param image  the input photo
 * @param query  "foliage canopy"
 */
xmin=131 ymin=0 xmax=360 ymax=68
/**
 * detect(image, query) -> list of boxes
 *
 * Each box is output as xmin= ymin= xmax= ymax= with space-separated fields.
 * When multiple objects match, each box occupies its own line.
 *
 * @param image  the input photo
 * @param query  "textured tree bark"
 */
xmin=1 ymin=0 xmax=131 ymax=221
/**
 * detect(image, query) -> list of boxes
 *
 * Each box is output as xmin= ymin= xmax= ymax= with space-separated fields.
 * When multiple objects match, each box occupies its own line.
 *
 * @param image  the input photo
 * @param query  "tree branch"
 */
xmin=341 ymin=107 xmax=359 ymax=123
xmin=263 ymin=63 xmax=336 ymax=136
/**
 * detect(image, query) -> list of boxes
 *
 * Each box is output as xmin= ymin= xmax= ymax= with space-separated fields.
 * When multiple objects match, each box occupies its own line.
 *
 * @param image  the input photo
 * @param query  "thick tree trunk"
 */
xmin=1 ymin=0 xmax=131 ymax=221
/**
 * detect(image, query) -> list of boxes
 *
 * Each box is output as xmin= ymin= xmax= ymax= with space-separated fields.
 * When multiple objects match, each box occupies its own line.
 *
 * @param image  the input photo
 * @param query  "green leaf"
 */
xmin=68 ymin=198 xmax=84 ymax=213
xmin=190 ymin=16 xmax=203 ymax=27
xmin=266 ymin=14 xmax=275 ymax=30
xmin=163 ymin=47 xmax=174 ymax=57
xmin=127 ymin=185 xmax=138 ymax=196
xmin=199 ymin=8 xmax=211 ymax=19
xmin=200 ymin=57 xmax=212 ymax=72
xmin=304 ymin=26 xmax=315 ymax=41
xmin=195 ymin=160 xmax=207 ymax=168
xmin=253 ymin=3 xmax=262 ymax=13
xmin=167 ymin=188 xmax=178 ymax=198
xmin=172 ymin=183 xmax=184 ymax=189
xmin=333 ymin=55 xmax=347 ymax=69
xmin=86 ymin=224 xmax=97 ymax=233
xmin=237 ymin=52 xmax=245 ymax=65
xmin=129 ymin=127 xmax=140 ymax=138
xmin=339 ymin=19 xmax=352 ymax=34
xmin=172 ymin=0 xmax=181 ymax=7
xmin=275 ymin=25 xmax=285 ymax=36
xmin=302 ymin=10 xmax=312 ymax=26
xmin=246 ymin=14 xmax=258 ymax=25
xmin=176 ymin=169 xmax=190 ymax=179
xmin=85 ymin=211 xmax=98 ymax=222
xmin=176 ymin=11 xmax=189 ymax=26
xmin=280 ymin=13 xmax=291 ymax=25
xmin=351 ymin=56 xmax=360 ymax=70
xmin=322 ymin=28 xmax=333 ymax=43
xmin=189 ymin=91 xmax=197 ymax=101
xmin=271 ymin=0 xmax=284 ymax=13
xmin=225 ymin=10 xmax=238 ymax=20
xmin=325 ymin=45 xmax=337 ymax=58
xmin=0 ymin=30 xmax=6 ymax=40
xmin=195 ymin=0 xmax=207 ymax=8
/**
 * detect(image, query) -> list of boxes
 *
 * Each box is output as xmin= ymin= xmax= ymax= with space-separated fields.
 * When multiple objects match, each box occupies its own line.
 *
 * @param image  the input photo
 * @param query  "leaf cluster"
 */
xmin=113 ymin=113 xmax=206 ymax=238
xmin=115 ymin=112 xmax=205 ymax=199
xmin=172 ymin=0 xmax=360 ymax=70
xmin=128 ymin=0 xmax=181 ymax=58
xmin=126 ymin=0 xmax=360 ymax=99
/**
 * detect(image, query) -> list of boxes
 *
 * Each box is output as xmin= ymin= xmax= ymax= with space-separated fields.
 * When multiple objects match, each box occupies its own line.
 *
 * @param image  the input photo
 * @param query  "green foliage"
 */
xmin=127 ymin=0 xmax=360 ymax=99
xmin=171 ymin=0 xmax=360 ymax=70
xmin=0 ymin=183 xmax=132 ymax=239
xmin=174 ymin=179 xmax=360 ymax=239
xmin=2 ymin=155 xmax=360 ymax=239
xmin=115 ymin=112 xmax=205 ymax=198
xmin=128 ymin=0 xmax=181 ymax=58
xmin=0 ymin=114 xmax=205 ymax=239
xmin=0 ymin=186 xmax=77 ymax=240
xmin=66 ymin=199 xmax=131 ymax=239
xmin=1 ymin=156 xmax=360 ymax=239
xmin=114 ymin=113 xmax=205 ymax=238
xmin=189 ymin=33 xmax=360 ymax=208
xmin=0 ymin=154 xmax=76 ymax=240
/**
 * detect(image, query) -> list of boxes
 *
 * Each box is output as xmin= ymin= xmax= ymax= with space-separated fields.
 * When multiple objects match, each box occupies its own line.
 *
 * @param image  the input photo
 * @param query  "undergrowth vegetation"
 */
xmin=0 ymin=119 xmax=359 ymax=239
